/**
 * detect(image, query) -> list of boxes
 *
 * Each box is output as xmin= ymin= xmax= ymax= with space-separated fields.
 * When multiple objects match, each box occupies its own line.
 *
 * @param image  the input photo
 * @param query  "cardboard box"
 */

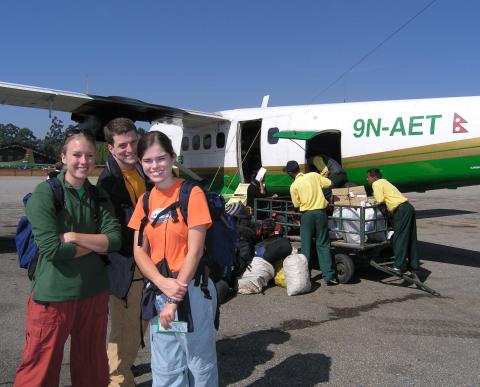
xmin=331 ymin=186 xmax=368 ymax=207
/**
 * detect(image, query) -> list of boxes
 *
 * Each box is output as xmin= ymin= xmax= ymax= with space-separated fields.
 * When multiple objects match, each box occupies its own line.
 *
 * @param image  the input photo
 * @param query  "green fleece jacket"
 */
xmin=26 ymin=171 xmax=121 ymax=301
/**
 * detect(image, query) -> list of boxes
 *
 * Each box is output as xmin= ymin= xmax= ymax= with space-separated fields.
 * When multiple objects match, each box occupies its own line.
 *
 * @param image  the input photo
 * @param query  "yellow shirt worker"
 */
xmin=284 ymin=160 xmax=338 ymax=285
xmin=367 ymin=168 xmax=420 ymax=276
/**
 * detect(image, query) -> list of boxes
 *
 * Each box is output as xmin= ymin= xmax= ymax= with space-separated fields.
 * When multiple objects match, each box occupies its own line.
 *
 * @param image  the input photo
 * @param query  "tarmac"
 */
xmin=1 ymin=176 xmax=479 ymax=386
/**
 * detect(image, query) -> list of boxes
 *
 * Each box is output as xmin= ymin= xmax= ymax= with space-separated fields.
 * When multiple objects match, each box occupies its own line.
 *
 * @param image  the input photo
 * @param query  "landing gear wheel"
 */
xmin=335 ymin=253 xmax=355 ymax=284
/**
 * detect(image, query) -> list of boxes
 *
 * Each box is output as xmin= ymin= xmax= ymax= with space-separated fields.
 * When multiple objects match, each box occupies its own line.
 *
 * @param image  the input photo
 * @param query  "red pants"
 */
xmin=15 ymin=292 xmax=109 ymax=387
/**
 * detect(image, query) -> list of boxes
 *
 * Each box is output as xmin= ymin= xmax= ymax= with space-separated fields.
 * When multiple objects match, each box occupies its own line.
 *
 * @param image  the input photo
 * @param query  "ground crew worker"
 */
xmin=366 ymin=168 xmax=420 ymax=276
xmin=246 ymin=168 xmax=278 ymax=218
xmin=284 ymin=160 xmax=338 ymax=285
xmin=97 ymin=118 xmax=149 ymax=387
xmin=311 ymin=154 xmax=348 ymax=188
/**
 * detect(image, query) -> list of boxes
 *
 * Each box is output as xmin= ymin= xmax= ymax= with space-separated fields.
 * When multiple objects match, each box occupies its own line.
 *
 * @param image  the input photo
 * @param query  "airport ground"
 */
xmin=1 ymin=177 xmax=479 ymax=386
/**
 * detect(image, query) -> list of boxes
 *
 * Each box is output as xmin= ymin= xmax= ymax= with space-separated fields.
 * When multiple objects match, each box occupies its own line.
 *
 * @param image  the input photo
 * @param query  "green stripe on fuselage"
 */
xmin=184 ymin=154 xmax=480 ymax=196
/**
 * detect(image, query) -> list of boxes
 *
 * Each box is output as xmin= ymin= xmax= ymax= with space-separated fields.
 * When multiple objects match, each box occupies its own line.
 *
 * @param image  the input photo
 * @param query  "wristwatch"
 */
xmin=165 ymin=297 xmax=180 ymax=305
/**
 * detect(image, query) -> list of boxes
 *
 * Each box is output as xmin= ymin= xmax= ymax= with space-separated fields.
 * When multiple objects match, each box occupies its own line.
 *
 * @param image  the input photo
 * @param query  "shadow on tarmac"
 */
xmin=247 ymin=353 xmax=331 ymax=387
xmin=217 ymin=329 xmax=291 ymax=385
xmin=416 ymin=208 xmax=477 ymax=219
xmin=108 ymin=293 xmax=430 ymax=386
xmin=418 ymin=241 xmax=480 ymax=268
xmin=0 ymin=236 xmax=16 ymax=253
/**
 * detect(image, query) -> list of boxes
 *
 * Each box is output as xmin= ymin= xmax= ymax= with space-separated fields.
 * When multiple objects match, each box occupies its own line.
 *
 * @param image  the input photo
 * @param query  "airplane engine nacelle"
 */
xmin=150 ymin=121 xmax=184 ymax=156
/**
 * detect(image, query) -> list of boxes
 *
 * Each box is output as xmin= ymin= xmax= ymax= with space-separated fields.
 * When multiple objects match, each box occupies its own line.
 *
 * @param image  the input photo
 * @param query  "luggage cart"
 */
xmin=253 ymin=198 xmax=440 ymax=296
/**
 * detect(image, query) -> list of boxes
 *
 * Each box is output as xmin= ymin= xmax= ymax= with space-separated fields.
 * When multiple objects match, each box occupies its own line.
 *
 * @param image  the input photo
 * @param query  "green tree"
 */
xmin=41 ymin=116 xmax=66 ymax=157
xmin=0 ymin=123 xmax=20 ymax=147
xmin=14 ymin=127 xmax=38 ymax=149
xmin=137 ymin=127 xmax=147 ymax=137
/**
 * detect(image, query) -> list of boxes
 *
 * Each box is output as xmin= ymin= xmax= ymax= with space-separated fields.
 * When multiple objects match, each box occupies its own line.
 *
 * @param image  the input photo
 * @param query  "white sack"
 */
xmin=237 ymin=257 xmax=275 ymax=295
xmin=283 ymin=254 xmax=311 ymax=296
xmin=332 ymin=207 xmax=361 ymax=243
xmin=365 ymin=205 xmax=387 ymax=242
xmin=331 ymin=206 xmax=387 ymax=244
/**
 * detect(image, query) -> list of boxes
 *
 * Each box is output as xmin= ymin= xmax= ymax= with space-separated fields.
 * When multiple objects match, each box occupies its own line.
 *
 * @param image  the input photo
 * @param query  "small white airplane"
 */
xmin=1 ymin=81 xmax=479 ymax=196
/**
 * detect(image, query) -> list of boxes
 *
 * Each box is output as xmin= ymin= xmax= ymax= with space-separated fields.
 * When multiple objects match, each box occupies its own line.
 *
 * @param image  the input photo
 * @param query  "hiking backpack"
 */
xmin=138 ymin=180 xmax=238 ymax=277
xmin=15 ymin=178 xmax=64 ymax=280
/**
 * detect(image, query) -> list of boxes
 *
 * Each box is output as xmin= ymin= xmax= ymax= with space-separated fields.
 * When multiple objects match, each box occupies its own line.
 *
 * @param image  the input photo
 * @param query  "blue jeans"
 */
xmin=150 ymin=279 xmax=218 ymax=387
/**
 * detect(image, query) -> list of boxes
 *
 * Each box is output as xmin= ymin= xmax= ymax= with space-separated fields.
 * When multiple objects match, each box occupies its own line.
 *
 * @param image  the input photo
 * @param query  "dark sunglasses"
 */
xmin=65 ymin=127 xmax=95 ymax=140
xmin=65 ymin=127 xmax=82 ymax=137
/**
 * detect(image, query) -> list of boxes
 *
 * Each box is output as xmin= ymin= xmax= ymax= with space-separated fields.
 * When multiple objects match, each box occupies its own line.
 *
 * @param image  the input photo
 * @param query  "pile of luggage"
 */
xmin=219 ymin=205 xmax=311 ymax=302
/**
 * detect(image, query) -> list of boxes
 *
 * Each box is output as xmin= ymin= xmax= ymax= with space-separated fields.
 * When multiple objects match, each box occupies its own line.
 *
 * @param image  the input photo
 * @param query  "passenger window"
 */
xmin=216 ymin=132 xmax=225 ymax=148
xmin=203 ymin=134 xmax=212 ymax=149
xmin=192 ymin=135 xmax=200 ymax=150
xmin=181 ymin=136 xmax=189 ymax=151
xmin=268 ymin=127 xmax=279 ymax=144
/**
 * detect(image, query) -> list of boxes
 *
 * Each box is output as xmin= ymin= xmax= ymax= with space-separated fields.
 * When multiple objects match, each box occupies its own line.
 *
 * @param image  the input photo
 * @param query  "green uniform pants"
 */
xmin=300 ymin=209 xmax=336 ymax=281
xmin=392 ymin=202 xmax=420 ymax=271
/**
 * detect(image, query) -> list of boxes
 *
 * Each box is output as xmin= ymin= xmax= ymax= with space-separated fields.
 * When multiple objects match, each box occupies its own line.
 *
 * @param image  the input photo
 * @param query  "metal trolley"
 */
xmin=253 ymin=198 xmax=390 ymax=283
xmin=252 ymin=198 xmax=440 ymax=296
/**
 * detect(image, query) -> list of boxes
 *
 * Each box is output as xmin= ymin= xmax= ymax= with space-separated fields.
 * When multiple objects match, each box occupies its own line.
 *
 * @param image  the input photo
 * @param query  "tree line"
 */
xmin=0 ymin=117 xmax=147 ymax=164
xmin=0 ymin=117 xmax=76 ymax=157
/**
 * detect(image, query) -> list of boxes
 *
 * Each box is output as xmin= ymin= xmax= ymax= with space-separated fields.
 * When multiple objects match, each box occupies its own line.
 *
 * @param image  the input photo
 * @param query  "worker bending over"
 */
xmin=366 ymin=168 xmax=420 ymax=277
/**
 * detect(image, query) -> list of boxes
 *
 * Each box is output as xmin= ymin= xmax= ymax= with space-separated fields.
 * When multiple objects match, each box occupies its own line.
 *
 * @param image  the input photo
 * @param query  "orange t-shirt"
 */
xmin=128 ymin=180 xmax=212 ymax=272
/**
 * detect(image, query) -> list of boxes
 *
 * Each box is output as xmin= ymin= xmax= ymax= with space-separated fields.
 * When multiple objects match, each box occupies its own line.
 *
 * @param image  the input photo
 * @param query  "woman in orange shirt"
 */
xmin=128 ymin=131 xmax=218 ymax=386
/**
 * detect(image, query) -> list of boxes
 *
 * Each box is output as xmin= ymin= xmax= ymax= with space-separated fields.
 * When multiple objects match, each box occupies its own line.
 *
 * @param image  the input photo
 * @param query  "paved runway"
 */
xmin=1 ymin=177 xmax=479 ymax=386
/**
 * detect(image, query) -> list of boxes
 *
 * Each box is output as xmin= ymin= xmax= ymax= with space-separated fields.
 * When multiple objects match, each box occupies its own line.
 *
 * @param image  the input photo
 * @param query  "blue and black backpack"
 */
xmin=15 ymin=177 xmax=64 ymax=280
xmin=138 ymin=180 xmax=238 ymax=281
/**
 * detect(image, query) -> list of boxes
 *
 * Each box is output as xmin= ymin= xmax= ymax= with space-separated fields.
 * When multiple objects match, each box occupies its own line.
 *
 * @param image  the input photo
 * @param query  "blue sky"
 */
xmin=1 ymin=0 xmax=479 ymax=137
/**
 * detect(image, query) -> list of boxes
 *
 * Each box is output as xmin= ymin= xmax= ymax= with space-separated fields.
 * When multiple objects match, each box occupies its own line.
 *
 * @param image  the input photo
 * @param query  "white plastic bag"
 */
xmin=365 ymin=205 xmax=387 ymax=242
xmin=332 ymin=207 xmax=361 ymax=243
xmin=237 ymin=257 xmax=275 ymax=295
xmin=283 ymin=254 xmax=311 ymax=296
xmin=331 ymin=205 xmax=387 ymax=243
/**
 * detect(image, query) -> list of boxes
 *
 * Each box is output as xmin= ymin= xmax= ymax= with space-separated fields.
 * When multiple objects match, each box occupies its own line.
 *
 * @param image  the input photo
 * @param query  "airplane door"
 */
xmin=237 ymin=119 xmax=262 ymax=183
xmin=305 ymin=130 xmax=342 ymax=167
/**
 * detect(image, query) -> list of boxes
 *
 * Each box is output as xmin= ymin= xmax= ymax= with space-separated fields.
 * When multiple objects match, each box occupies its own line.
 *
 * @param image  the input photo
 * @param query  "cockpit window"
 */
xmin=181 ymin=136 xmax=189 ymax=151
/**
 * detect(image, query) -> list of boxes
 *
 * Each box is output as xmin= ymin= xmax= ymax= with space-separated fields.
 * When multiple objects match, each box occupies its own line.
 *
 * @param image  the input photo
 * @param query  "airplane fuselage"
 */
xmin=153 ymin=96 xmax=480 ymax=195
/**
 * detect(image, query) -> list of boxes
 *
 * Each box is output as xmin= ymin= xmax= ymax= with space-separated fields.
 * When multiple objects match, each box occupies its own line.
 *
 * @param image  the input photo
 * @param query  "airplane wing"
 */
xmin=0 ymin=81 xmax=228 ymax=135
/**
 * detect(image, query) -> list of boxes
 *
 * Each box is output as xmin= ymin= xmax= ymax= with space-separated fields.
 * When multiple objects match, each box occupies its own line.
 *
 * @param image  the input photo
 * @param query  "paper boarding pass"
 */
xmin=255 ymin=167 xmax=267 ymax=182
xmin=157 ymin=320 xmax=188 ymax=334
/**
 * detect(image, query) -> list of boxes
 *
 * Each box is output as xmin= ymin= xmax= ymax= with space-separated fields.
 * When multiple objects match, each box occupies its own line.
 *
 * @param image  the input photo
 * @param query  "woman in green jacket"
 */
xmin=15 ymin=129 xmax=121 ymax=387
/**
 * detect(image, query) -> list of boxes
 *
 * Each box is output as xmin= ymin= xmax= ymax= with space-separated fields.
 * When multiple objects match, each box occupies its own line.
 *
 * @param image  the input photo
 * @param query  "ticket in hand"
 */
xmin=157 ymin=320 xmax=188 ymax=334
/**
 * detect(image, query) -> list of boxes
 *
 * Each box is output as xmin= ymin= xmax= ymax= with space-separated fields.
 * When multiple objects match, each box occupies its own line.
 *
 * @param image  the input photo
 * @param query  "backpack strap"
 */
xmin=46 ymin=177 xmax=64 ymax=211
xmin=138 ymin=190 xmax=151 ymax=247
xmin=86 ymin=185 xmax=102 ymax=229
xmin=137 ymin=189 xmax=183 ymax=247
xmin=178 ymin=180 xmax=198 ymax=225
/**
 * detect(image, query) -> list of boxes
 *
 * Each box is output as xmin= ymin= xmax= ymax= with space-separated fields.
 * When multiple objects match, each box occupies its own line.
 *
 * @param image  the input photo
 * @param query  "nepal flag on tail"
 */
xmin=453 ymin=113 xmax=468 ymax=133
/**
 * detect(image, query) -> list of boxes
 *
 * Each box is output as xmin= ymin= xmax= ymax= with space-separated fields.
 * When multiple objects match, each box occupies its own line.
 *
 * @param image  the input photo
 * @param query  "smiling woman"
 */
xmin=128 ymin=130 xmax=219 ymax=386
xmin=14 ymin=129 xmax=121 ymax=386
xmin=61 ymin=129 xmax=97 ymax=188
